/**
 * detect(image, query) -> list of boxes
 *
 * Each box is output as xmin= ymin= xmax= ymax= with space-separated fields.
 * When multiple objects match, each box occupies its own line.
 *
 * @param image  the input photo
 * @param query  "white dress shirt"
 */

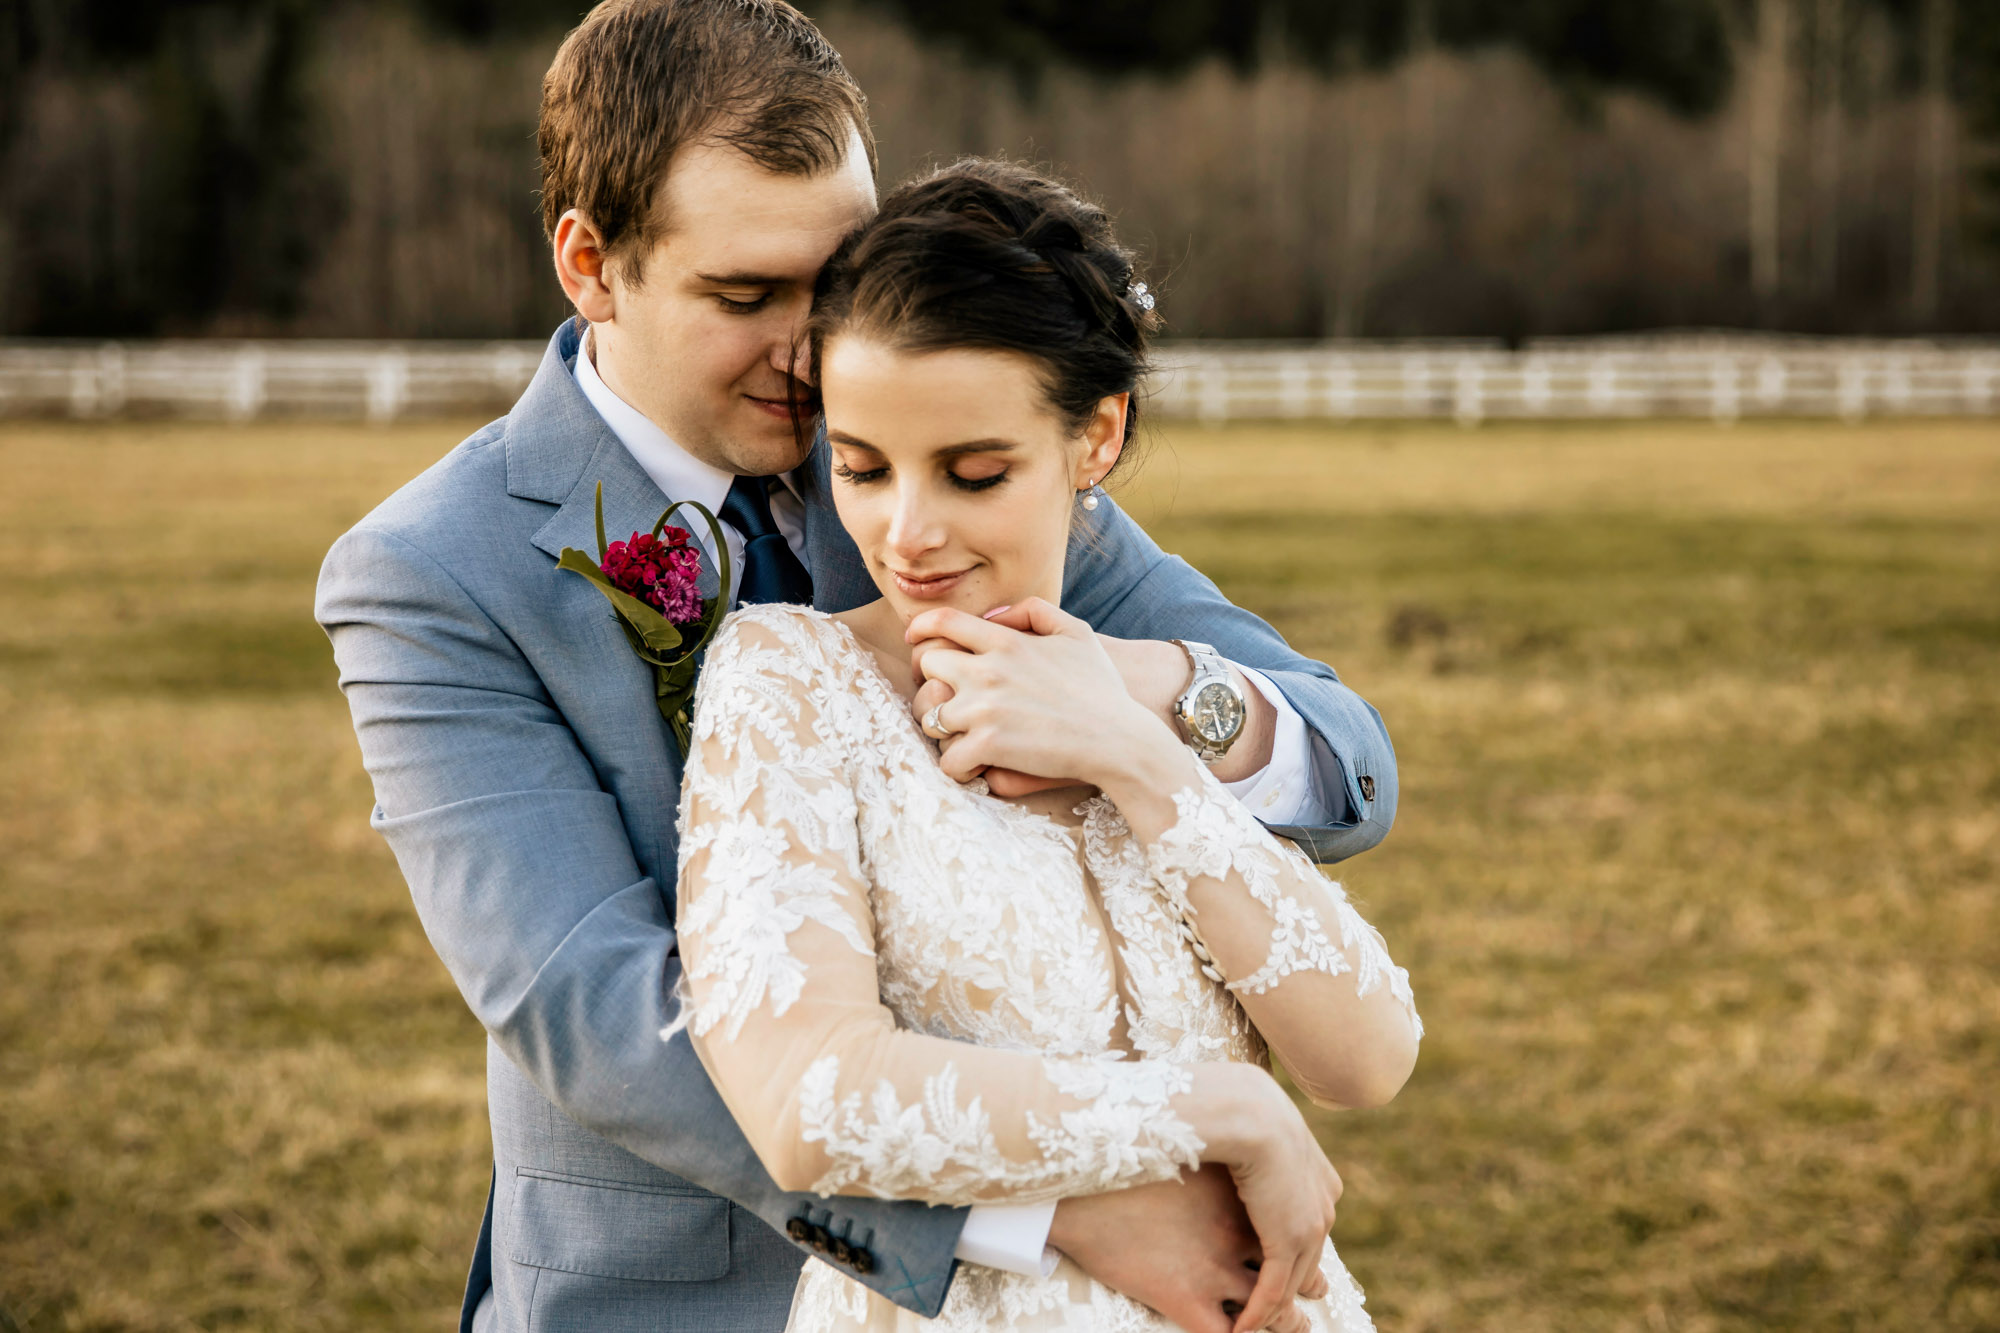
xmin=574 ymin=330 xmax=1326 ymax=1276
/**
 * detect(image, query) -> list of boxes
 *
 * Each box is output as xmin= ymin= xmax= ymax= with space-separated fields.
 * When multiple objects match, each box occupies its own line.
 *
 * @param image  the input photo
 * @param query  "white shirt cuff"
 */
xmin=1221 ymin=666 xmax=1328 ymax=827
xmin=954 ymin=1200 xmax=1060 ymax=1278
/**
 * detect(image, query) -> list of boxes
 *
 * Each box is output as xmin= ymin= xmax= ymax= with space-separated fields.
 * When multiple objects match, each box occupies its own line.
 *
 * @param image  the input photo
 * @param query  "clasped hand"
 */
xmin=906 ymin=597 xmax=1171 ymax=796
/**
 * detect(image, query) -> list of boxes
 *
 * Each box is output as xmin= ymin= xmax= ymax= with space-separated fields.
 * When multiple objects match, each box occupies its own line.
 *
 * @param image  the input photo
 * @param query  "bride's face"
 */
xmin=822 ymin=335 xmax=1124 ymax=626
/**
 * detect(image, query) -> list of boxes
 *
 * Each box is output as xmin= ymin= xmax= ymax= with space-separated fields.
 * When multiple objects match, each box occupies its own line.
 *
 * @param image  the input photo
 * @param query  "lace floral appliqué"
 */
xmin=1146 ymin=783 xmax=1422 ymax=1037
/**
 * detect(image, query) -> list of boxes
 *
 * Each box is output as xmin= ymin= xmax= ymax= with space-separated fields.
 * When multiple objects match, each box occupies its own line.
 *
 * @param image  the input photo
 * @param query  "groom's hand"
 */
xmin=1049 ymin=1165 xmax=1328 ymax=1333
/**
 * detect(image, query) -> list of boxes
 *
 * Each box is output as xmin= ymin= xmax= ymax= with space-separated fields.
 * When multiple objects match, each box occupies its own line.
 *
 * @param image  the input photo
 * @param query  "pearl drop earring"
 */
xmin=1080 ymin=479 xmax=1100 ymax=511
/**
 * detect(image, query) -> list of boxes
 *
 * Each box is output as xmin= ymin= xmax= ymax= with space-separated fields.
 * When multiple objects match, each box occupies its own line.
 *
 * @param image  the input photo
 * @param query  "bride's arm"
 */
xmin=1099 ymin=732 xmax=1423 ymax=1113
xmin=911 ymin=600 xmax=1422 ymax=1112
xmin=674 ymin=613 xmax=1320 ymax=1212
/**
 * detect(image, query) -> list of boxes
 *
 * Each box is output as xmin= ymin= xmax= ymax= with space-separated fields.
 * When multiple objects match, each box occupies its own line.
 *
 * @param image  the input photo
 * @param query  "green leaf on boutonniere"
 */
xmin=554 ymin=547 xmax=686 ymax=655
xmin=556 ymin=482 xmax=737 ymax=758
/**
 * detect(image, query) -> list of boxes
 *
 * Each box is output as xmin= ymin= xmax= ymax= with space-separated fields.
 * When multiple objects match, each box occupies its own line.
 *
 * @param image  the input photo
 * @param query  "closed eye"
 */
xmin=716 ymin=292 xmax=771 ymax=313
xmin=833 ymin=462 xmax=888 ymax=484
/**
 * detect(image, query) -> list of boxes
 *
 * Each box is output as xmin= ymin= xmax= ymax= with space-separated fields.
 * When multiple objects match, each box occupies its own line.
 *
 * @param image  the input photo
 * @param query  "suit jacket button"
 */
xmin=1358 ymin=775 xmax=1376 ymax=802
xmin=785 ymin=1217 xmax=812 ymax=1243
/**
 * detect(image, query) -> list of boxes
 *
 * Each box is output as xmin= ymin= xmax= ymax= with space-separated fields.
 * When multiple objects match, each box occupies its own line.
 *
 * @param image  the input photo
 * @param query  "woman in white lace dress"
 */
xmin=672 ymin=160 xmax=1423 ymax=1333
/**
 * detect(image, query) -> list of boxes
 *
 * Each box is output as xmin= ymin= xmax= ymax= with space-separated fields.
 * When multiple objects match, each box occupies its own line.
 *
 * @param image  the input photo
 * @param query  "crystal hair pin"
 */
xmin=1129 ymin=281 xmax=1155 ymax=312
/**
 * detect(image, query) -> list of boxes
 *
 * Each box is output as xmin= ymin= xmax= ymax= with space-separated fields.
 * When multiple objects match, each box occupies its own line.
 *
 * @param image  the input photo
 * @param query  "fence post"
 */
xmin=367 ymin=350 xmax=410 ymax=423
xmin=1325 ymin=355 xmax=1356 ymax=418
xmin=226 ymin=348 xmax=266 ymax=421
xmin=1967 ymin=357 xmax=1999 ymax=414
xmin=1708 ymin=357 xmax=1740 ymax=425
xmin=1453 ymin=358 xmax=1485 ymax=427
xmin=1522 ymin=356 xmax=1552 ymax=414
xmin=68 ymin=349 xmax=99 ymax=418
xmin=1587 ymin=356 xmax=1618 ymax=414
xmin=1403 ymin=355 xmax=1431 ymax=417
xmin=1754 ymin=356 xmax=1787 ymax=410
xmin=1837 ymin=357 xmax=1867 ymax=421
xmin=1196 ymin=360 xmax=1226 ymax=424
xmin=96 ymin=343 xmax=127 ymax=417
xmin=1883 ymin=354 xmax=1912 ymax=414
xmin=1278 ymin=354 xmax=1309 ymax=419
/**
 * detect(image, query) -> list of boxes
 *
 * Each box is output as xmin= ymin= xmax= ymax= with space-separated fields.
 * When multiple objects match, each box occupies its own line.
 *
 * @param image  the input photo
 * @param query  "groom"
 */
xmin=315 ymin=3 xmax=1396 ymax=1332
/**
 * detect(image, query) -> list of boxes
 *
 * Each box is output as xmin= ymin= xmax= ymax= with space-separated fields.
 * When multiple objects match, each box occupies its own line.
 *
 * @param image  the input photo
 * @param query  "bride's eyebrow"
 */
xmin=827 ymin=431 xmax=1020 ymax=457
xmin=933 ymin=440 xmax=1019 ymax=458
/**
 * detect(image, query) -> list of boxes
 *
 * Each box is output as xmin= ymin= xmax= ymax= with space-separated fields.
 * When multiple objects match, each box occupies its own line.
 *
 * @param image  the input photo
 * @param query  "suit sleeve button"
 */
xmin=829 ymin=1237 xmax=854 ymax=1264
xmin=785 ymin=1218 xmax=812 ymax=1243
xmin=851 ymin=1248 xmax=875 ymax=1274
xmin=1358 ymin=775 xmax=1376 ymax=802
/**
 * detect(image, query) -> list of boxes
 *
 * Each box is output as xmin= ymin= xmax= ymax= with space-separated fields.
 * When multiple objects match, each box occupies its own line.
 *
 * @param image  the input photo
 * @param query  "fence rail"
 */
xmin=4 ymin=335 xmax=1998 ymax=423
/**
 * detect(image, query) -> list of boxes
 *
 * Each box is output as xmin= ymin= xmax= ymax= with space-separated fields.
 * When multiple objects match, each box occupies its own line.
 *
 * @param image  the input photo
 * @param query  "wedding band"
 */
xmin=921 ymin=703 xmax=958 ymax=739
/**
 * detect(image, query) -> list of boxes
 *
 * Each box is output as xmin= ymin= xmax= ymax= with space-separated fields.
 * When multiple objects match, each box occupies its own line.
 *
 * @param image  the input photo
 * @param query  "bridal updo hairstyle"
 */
xmin=800 ymin=158 xmax=1160 ymax=480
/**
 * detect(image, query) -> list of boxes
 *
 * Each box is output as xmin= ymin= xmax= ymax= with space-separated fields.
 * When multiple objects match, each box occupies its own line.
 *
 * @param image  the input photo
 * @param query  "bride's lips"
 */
xmin=890 ymin=568 xmax=970 ymax=600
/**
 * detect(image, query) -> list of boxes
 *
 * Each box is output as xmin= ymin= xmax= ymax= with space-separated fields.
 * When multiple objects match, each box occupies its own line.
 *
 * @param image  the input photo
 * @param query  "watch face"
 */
xmin=1191 ymin=682 xmax=1245 ymax=745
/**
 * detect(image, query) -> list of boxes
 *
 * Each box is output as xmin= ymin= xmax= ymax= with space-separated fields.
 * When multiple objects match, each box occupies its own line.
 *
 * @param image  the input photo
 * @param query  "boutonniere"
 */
xmin=557 ymin=483 xmax=732 ymax=754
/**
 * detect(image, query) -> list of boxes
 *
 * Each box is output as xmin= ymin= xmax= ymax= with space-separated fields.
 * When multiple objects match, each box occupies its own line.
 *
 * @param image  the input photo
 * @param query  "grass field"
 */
xmin=2 ymin=416 xmax=1995 ymax=1332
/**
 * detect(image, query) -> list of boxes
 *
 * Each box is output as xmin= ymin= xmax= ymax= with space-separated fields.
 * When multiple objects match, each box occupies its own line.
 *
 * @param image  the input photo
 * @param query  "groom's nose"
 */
xmin=765 ymin=308 xmax=816 ymax=386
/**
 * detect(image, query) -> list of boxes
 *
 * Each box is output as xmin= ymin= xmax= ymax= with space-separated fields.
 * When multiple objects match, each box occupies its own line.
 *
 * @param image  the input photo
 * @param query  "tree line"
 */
xmin=1 ymin=0 xmax=1994 ymax=338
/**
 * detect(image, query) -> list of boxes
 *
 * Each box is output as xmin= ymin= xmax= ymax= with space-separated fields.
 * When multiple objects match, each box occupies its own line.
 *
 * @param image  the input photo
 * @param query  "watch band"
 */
xmin=1170 ymin=639 xmax=1246 ymax=763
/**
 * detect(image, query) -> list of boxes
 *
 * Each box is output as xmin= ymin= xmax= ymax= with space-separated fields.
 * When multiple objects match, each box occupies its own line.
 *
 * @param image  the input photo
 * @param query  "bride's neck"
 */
xmin=832 ymin=600 xmax=917 ymax=693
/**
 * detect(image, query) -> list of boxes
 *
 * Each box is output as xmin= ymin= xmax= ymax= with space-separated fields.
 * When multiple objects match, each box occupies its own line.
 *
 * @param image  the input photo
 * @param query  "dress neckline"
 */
xmin=776 ymin=605 xmax=1101 ymax=839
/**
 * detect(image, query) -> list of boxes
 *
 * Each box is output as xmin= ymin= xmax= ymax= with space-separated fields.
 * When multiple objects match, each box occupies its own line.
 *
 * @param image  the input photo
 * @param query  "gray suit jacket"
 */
xmin=314 ymin=321 xmax=1396 ymax=1333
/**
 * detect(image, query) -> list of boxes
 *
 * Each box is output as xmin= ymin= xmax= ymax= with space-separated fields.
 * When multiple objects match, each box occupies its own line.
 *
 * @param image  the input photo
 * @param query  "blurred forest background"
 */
xmin=3 ymin=0 xmax=1999 ymax=342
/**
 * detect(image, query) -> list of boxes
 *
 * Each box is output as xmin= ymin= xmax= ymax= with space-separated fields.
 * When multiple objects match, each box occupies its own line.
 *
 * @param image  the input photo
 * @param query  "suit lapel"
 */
xmin=507 ymin=325 xmax=677 ymax=580
xmin=528 ymin=435 xmax=674 ymax=573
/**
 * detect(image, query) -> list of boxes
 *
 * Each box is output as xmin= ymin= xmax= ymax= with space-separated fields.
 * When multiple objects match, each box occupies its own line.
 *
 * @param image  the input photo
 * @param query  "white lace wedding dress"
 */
xmin=673 ymin=604 xmax=1421 ymax=1333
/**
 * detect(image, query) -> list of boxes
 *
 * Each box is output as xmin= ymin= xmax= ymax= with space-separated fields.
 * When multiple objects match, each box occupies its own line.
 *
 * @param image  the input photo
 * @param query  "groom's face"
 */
xmin=594 ymin=127 xmax=876 ymax=479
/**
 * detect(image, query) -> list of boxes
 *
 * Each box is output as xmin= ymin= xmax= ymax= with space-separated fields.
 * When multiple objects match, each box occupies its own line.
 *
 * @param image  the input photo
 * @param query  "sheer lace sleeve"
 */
xmin=1138 ymin=764 xmax=1422 ymax=1104
xmin=672 ymin=607 xmax=1203 ymax=1205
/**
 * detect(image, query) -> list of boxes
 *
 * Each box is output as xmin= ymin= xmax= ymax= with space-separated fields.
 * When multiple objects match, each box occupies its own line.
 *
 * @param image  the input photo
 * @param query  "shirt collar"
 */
xmin=573 ymin=325 xmax=736 ymax=522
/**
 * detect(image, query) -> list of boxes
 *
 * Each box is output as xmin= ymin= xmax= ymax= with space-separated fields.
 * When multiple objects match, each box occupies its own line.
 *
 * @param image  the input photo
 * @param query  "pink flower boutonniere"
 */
xmin=556 ymin=483 xmax=732 ymax=754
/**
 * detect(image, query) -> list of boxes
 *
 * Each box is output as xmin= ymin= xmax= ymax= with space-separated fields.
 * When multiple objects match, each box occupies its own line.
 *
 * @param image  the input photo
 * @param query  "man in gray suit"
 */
xmin=315 ymin=3 xmax=1397 ymax=1331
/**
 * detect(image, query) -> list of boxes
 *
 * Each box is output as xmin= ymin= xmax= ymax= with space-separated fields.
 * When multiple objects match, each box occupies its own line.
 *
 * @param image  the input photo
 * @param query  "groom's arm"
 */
xmin=1060 ymin=496 xmax=1395 ymax=864
xmin=315 ymin=524 xmax=963 ymax=1318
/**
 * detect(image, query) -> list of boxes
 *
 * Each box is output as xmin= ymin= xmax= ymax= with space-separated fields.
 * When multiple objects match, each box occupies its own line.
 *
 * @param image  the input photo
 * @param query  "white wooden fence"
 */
xmin=4 ymin=334 xmax=1998 ymax=423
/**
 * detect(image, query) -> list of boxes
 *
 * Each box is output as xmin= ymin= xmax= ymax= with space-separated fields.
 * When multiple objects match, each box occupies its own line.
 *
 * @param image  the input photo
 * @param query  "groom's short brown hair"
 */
xmin=539 ymin=0 xmax=876 ymax=278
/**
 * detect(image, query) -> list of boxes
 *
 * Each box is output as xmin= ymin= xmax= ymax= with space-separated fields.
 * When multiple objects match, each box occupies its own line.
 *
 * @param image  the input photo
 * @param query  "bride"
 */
xmin=670 ymin=159 xmax=1423 ymax=1333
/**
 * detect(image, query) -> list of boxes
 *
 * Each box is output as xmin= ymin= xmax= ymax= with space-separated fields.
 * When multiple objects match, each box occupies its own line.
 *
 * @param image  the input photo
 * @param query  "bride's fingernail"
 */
xmin=982 ymin=605 xmax=1012 ymax=620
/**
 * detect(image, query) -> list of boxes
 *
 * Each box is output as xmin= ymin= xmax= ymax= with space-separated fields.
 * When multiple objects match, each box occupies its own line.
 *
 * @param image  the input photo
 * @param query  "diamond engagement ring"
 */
xmin=921 ymin=702 xmax=958 ymax=739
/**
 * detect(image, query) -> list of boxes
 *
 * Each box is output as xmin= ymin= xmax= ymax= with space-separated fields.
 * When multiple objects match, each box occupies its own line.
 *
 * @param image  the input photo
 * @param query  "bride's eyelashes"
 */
xmin=832 ymin=461 xmax=887 ymax=485
xmin=832 ymin=462 xmax=1011 ymax=493
xmin=947 ymin=470 xmax=1009 ymax=493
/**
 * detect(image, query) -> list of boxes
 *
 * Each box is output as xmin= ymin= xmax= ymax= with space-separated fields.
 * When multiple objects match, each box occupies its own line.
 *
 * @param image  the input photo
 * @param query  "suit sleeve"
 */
xmin=1059 ymin=497 xmax=1396 ymax=865
xmin=314 ymin=524 xmax=965 ymax=1317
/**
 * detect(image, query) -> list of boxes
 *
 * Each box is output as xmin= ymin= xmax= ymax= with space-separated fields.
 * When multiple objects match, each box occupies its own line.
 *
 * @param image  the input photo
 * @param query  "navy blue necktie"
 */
xmin=720 ymin=475 xmax=813 ymax=607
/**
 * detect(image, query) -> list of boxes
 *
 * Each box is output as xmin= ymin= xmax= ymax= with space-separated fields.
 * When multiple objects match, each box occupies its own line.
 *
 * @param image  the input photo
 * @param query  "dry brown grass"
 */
xmin=2 ymin=417 xmax=1995 ymax=1331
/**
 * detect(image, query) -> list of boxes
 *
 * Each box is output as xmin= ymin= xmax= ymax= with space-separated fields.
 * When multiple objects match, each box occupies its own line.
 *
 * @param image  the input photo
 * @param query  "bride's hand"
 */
xmin=905 ymin=598 xmax=1187 ymax=795
xmin=1205 ymin=1065 xmax=1344 ymax=1333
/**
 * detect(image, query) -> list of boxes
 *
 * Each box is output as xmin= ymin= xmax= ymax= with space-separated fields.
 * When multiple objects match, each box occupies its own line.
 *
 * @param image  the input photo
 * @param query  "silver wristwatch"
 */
xmin=1170 ymin=640 xmax=1247 ymax=764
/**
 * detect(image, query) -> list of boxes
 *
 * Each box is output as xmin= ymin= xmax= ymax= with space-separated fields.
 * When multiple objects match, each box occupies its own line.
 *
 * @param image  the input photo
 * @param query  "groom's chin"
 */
xmin=721 ymin=408 xmax=815 ymax=475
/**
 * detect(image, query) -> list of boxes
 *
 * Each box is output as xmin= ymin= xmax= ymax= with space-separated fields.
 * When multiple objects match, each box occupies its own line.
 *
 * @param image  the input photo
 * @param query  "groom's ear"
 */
xmin=553 ymin=208 xmax=619 ymax=324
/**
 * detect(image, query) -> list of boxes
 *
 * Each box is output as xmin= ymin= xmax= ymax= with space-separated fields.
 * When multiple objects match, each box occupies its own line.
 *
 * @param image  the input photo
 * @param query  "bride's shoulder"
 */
xmin=705 ymin=602 xmax=848 ymax=679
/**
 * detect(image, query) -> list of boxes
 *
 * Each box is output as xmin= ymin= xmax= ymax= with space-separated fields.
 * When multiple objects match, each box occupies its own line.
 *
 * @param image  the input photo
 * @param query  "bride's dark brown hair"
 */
xmin=793 ymin=157 xmax=1159 ymax=476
